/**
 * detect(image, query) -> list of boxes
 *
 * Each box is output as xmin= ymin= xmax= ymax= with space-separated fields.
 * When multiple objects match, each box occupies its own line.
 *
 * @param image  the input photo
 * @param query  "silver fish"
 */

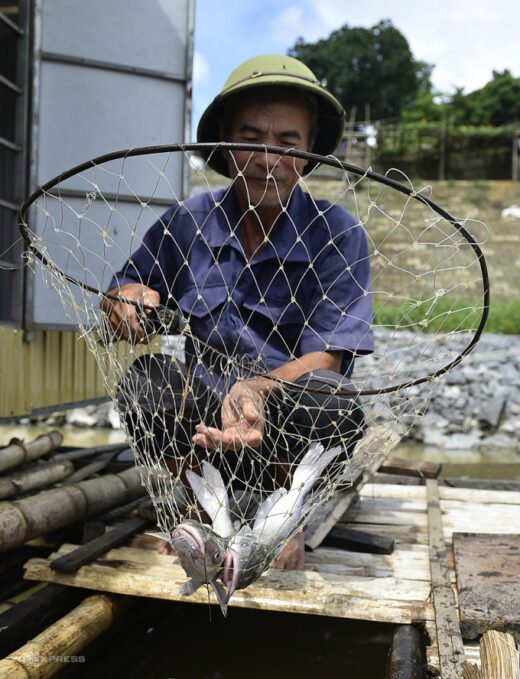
xmin=149 ymin=520 xmax=228 ymax=616
xmin=186 ymin=461 xmax=234 ymax=538
xmin=222 ymin=442 xmax=341 ymax=600
xmin=221 ymin=525 xmax=269 ymax=596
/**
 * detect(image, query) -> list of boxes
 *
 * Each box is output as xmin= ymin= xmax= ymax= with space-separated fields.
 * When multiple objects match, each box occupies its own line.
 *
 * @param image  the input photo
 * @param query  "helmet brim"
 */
xmin=196 ymin=78 xmax=345 ymax=177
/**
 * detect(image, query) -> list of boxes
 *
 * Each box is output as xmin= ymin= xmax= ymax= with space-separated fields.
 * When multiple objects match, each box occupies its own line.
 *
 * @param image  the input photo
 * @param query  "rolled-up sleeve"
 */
xmin=299 ymin=210 xmax=374 ymax=360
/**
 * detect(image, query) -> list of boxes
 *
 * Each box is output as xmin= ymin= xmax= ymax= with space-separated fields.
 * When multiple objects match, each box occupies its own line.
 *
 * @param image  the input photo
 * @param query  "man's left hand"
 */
xmin=193 ymin=379 xmax=267 ymax=451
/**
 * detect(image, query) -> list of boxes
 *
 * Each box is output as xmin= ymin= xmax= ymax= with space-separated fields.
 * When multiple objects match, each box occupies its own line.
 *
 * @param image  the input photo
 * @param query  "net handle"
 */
xmin=18 ymin=142 xmax=490 ymax=396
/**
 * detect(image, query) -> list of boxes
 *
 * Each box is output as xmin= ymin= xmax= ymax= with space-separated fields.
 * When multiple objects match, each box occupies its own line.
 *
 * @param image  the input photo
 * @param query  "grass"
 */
xmin=373 ymin=297 xmax=520 ymax=334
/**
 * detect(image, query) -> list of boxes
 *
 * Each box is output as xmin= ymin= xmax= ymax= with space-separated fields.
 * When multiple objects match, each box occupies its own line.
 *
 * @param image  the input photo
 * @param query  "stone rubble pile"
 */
xmin=364 ymin=331 xmax=520 ymax=452
xmin=26 ymin=333 xmax=520 ymax=453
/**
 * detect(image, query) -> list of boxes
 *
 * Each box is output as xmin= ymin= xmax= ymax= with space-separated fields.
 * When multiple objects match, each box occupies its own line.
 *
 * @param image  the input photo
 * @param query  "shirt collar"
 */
xmin=203 ymin=184 xmax=311 ymax=263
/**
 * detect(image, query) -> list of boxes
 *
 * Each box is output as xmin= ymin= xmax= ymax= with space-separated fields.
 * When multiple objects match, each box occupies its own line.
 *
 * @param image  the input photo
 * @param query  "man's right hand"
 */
xmin=102 ymin=283 xmax=160 ymax=342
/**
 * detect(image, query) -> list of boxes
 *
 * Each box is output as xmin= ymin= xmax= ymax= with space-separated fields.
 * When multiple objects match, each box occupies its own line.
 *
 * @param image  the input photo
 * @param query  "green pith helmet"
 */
xmin=196 ymin=54 xmax=345 ymax=177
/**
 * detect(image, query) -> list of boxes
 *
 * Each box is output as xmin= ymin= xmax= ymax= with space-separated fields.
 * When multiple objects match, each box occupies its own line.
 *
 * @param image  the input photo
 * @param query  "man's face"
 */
xmin=224 ymin=94 xmax=311 ymax=208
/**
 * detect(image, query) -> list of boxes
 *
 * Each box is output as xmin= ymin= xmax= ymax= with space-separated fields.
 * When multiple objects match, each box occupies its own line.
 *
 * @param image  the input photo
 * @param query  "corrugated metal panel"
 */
xmin=0 ymin=325 xmax=162 ymax=417
xmin=0 ymin=326 xmax=106 ymax=417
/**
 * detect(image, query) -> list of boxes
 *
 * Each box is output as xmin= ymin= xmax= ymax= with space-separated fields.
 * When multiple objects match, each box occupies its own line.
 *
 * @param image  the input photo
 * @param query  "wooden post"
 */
xmin=345 ymin=105 xmax=357 ymax=160
xmin=0 ymin=594 xmax=118 ymax=678
xmin=426 ymin=478 xmax=466 ymax=677
xmin=512 ymin=125 xmax=519 ymax=182
xmin=364 ymin=102 xmax=372 ymax=167
xmin=0 ymin=431 xmax=63 ymax=473
xmin=386 ymin=625 xmax=425 ymax=679
xmin=0 ymin=467 xmax=146 ymax=552
xmin=439 ymin=126 xmax=447 ymax=181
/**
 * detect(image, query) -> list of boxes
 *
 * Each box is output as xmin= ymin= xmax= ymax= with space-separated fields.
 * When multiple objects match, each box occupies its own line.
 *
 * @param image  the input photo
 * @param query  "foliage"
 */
xmin=288 ymin=20 xmax=433 ymax=121
xmin=401 ymin=90 xmax=443 ymax=124
xmin=373 ymin=298 xmax=520 ymax=334
xmin=375 ymin=122 xmax=516 ymax=158
xmin=450 ymin=70 xmax=520 ymax=127
xmin=403 ymin=70 xmax=520 ymax=128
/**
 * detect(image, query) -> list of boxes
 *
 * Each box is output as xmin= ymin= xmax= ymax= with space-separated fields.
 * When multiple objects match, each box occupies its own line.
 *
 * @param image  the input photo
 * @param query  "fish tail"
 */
xmin=179 ymin=579 xmax=203 ymax=597
xmin=202 ymin=461 xmax=229 ymax=508
xmin=211 ymin=579 xmax=228 ymax=617
xmin=292 ymin=442 xmax=341 ymax=491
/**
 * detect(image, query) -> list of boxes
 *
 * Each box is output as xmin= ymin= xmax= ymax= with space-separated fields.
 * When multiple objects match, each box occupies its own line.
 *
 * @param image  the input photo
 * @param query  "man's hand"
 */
xmin=101 ymin=283 xmax=160 ymax=342
xmin=273 ymin=532 xmax=305 ymax=570
xmin=193 ymin=378 xmax=271 ymax=451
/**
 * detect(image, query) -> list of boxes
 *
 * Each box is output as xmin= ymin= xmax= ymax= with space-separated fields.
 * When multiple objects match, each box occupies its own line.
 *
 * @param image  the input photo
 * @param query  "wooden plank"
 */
xmin=453 ymin=533 xmax=520 ymax=641
xmin=305 ymin=426 xmax=400 ymax=550
xmin=51 ymin=516 xmax=150 ymax=574
xmin=24 ymin=543 xmax=434 ymax=624
xmin=361 ymin=483 xmax=520 ymax=507
xmin=426 ymin=478 xmax=466 ymax=678
xmin=380 ymin=457 xmax=441 ymax=479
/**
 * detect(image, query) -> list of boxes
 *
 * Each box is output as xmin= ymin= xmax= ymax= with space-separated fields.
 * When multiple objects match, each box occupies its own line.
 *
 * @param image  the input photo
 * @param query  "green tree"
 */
xmin=451 ymin=70 xmax=520 ymax=126
xmin=401 ymin=90 xmax=443 ymax=124
xmin=288 ymin=20 xmax=433 ymax=121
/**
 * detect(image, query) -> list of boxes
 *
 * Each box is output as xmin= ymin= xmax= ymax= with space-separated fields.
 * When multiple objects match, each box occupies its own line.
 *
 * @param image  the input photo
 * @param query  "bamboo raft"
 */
xmin=1 ymin=432 xmax=520 ymax=677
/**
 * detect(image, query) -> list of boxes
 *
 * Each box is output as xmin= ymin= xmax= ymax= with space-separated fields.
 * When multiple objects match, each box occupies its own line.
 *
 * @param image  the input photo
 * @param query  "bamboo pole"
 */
xmin=386 ymin=625 xmax=425 ymax=678
xmin=0 ymin=460 xmax=74 ymax=500
xmin=462 ymin=631 xmax=520 ymax=679
xmin=0 ymin=594 xmax=117 ymax=678
xmin=0 ymin=467 xmax=145 ymax=552
xmin=480 ymin=631 xmax=520 ymax=679
xmin=0 ymin=432 xmax=63 ymax=474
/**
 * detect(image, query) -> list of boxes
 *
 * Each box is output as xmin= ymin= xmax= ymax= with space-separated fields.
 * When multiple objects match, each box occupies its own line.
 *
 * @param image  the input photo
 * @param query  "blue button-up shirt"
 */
xmin=109 ymin=185 xmax=374 ymax=397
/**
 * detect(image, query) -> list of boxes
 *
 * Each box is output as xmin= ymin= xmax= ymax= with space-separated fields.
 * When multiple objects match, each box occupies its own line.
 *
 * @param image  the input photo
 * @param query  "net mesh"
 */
xmin=19 ymin=144 xmax=488 ymax=597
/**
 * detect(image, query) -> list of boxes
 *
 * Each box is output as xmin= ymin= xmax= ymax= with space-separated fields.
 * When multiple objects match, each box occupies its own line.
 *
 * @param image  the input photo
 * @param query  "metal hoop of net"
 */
xmin=18 ymin=142 xmax=489 ymax=605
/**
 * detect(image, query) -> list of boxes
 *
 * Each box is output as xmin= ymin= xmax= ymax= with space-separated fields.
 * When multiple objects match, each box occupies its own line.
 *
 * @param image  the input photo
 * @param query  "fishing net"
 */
xmin=18 ymin=143 xmax=489 ymax=592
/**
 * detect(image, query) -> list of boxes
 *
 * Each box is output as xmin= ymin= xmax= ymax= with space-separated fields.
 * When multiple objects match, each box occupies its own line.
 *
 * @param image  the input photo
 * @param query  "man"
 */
xmin=104 ymin=55 xmax=374 ymax=569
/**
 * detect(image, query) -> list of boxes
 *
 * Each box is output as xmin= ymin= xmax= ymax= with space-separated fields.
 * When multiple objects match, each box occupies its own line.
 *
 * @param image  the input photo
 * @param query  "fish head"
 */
xmin=222 ymin=526 xmax=269 ymax=600
xmin=172 ymin=519 xmax=227 ymax=583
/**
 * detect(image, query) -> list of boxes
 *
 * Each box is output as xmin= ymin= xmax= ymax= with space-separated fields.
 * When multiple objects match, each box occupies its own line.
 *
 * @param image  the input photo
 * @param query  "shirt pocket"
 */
xmin=241 ymin=291 xmax=305 ymax=328
xmin=176 ymin=283 xmax=229 ymax=320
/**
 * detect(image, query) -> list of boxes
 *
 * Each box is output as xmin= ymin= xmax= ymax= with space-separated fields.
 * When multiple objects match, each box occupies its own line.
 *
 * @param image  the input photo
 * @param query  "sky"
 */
xmin=192 ymin=0 xmax=518 ymax=135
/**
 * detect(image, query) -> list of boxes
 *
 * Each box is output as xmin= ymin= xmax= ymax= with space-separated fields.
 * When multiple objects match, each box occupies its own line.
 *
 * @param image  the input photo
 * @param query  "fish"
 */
xmin=222 ymin=441 xmax=341 ymax=600
xmin=148 ymin=519 xmax=229 ymax=616
xmin=221 ymin=524 xmax=269 ymax=597
xmin=186 ymin=461 xmax=235 ymax=538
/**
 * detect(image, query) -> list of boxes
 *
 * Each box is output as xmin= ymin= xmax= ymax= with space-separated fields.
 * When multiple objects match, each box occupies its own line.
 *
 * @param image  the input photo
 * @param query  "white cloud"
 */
xmin=193 ymin=51 xmax=210 ymax=85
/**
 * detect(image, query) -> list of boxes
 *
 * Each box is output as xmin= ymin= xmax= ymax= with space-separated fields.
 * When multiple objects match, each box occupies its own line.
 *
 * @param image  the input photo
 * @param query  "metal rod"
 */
xmin=0 ymin=11 xmax=24 ymax=35
xmin=0 ymin=135 xmax=22 ymax=152
xmin=45 ymin=186 xmax=176 ymax=207
xmin=0 ymin=197 xmax=19 ymax=211
xmin=0 ymin=72 xmax=22 ymax=94
xmin=41 ymin=50 xmax=186 ymax=84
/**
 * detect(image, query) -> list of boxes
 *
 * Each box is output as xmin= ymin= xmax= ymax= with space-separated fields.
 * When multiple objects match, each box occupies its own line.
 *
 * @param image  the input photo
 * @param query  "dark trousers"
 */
xmin=118 ymin=353 xmax=365 ymax=490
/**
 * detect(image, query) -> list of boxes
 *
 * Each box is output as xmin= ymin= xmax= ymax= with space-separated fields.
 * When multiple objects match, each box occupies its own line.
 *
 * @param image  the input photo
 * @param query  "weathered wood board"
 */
xmin=24 ymin=539 xmax=434 ymax=624
xmin=453 ymin=533 xmax=520 ymax=642
xmin=20 ymin=478 xmax=520 ymax=677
